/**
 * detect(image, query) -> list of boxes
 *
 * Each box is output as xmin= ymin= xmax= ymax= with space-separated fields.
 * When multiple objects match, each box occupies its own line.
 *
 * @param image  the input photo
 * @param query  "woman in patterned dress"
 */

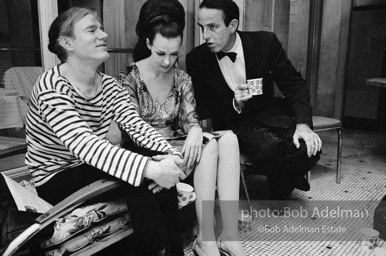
xmin=119 ymin=1 xmax=246 ymax=255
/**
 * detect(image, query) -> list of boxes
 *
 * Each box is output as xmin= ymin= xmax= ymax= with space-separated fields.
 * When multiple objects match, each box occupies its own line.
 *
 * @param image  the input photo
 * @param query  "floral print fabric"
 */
xmin=119 ymin=63 xmax=200 ymax=140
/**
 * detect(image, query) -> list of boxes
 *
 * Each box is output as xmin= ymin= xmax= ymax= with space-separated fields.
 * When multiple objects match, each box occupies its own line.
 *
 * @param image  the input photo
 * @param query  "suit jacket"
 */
xmin=186 ymin=31 xmax=313 ymax=134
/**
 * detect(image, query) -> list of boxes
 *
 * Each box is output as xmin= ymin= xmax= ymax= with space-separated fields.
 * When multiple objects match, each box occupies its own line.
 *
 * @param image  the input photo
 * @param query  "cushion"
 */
xmin=41 ymin=199 xmax=128 ymax=248
xmin=312 ymin=116 xmax=342 ymax=130
xmin=2 ymin=67 xmax=42 ymax=98
xmin=44 ymin=213 xmax=130 ymax=256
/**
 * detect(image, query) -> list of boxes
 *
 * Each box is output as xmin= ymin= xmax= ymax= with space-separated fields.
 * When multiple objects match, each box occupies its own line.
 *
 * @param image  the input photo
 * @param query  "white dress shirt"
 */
xmin=216 ymin=33 xmax=246 ymax=113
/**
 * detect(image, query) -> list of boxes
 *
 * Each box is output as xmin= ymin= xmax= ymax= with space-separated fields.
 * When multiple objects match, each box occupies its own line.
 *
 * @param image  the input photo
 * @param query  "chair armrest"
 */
xmin=36 ymin=179 xmax=121 ymax=225
xmin=3 ymin=179 xmax=122 ymax=256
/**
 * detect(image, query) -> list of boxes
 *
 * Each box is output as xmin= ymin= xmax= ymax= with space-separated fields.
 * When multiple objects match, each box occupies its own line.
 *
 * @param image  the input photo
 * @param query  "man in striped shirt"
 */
xmin=26 ymin=65 xmax=185 ymax=197
xmin=25 ymin=7 xmax=186 ymax=255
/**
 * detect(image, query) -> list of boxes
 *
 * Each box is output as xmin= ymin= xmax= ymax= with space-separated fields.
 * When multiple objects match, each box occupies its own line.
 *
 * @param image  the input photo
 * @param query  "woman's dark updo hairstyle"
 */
xmin=133 ymin=0 xmax=185 ymax=61
xmin=48 ymin=7 xmax=98 ymax=63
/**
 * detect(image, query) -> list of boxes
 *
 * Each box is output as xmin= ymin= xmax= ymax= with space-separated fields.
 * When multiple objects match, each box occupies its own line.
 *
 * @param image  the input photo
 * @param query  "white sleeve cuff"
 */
xmin=233 ymin=98 xmax=242 ymax=114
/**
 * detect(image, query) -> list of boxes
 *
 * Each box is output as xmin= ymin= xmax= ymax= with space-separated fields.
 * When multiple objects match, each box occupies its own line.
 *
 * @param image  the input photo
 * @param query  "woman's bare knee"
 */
xmin=201 ymin=138 xmax=218 ymax=159
xmin=218 ymin=132 xmax=239 ymax=152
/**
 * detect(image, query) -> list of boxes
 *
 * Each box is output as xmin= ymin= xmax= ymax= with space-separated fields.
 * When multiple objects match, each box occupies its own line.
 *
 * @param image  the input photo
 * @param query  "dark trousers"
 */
xmin=237 ymin=124 xmax=320 ymax=199
xmin=37 ymin=164 xmax=183 ymax=256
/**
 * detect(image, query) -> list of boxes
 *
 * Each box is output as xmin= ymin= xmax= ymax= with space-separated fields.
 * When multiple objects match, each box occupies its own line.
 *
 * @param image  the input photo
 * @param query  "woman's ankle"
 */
xmin=197 ymin=230 xmax=216 ymax=242
xmin=219 ymin=232 xmax=241 ymax=242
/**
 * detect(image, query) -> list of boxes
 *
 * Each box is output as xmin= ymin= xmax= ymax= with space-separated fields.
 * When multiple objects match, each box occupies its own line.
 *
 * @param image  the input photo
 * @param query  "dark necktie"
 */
xmin=216 ymin=51 xmax=237 ymax=62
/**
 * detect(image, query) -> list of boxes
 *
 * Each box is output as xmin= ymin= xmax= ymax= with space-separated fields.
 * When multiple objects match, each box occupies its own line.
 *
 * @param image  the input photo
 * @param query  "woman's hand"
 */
xmin=182 ymin=125 xmax=203 ymax=168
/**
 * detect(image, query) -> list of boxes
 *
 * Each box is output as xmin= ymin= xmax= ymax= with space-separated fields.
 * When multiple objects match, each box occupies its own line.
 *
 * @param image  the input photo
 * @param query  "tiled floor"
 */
xmin=1 ymin=128 xmax=386 ymax=255
xmin=184 ymin=129 xmax=386 ymax=256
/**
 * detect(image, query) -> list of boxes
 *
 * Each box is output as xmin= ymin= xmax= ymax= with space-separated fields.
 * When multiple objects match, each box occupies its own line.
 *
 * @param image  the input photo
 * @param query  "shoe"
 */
xmin=192 ymin=239 xmax=208 ymax=256
xmin=294 ymin=177 xmax=310 ymax=191
xmin=193 ymin=239 xmax=226 ymax=256
xmin=216 ymin=238 xmax=236 ymax=256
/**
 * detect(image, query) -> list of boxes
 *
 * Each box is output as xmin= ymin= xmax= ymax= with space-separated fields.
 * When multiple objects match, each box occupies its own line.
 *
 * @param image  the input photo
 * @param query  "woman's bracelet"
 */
xmin=188 ymin=123 xmax=201 ymax=133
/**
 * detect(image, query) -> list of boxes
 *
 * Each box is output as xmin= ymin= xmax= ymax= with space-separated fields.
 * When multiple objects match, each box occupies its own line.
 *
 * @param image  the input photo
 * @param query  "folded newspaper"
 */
xmin=1 ymin=173 xmax=52 ymax=213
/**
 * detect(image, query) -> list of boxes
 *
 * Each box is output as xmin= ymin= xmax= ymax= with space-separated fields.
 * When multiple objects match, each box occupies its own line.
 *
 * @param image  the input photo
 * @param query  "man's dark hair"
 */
xmin=48 ymin=7 xmax=98 ymax=63
xmin=199 ymin=0 xmax=239 ymax=27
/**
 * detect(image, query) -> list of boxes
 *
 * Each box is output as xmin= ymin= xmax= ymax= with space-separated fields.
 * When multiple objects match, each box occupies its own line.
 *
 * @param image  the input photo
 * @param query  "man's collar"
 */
xmin=215 ymin=32 xmax=242 ymax=62
xmin=216 ymin=51 xmax=237 ymax=62
xmin=229 ymin=32 xmax=241 ymax=53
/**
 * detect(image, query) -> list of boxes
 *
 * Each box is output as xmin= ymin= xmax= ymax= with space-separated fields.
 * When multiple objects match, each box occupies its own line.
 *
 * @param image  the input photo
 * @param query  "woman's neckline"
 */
xmin=132 ymin=62 xmax=177 ymax=106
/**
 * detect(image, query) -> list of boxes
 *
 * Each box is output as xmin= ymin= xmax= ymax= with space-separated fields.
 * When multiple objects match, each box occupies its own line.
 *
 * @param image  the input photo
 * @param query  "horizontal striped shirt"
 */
xmin=25 ymin=65 xmax=181 ymax=187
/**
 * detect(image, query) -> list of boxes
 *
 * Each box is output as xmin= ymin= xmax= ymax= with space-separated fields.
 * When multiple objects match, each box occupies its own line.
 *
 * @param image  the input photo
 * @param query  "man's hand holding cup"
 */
xmin=234 ymin=84 xmax=252 ymax=111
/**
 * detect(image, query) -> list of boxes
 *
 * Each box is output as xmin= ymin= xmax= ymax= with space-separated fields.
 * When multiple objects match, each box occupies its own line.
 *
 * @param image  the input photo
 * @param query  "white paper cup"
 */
xmin=359 ymin=228 xmax=379 ymax=252
xmin=247 ymin=78 xmax=263 ymax=96
xmin=238 ymin=212 xmax=252 ymax=234
xmin=176 ymin=182 xmax=196 ymax=209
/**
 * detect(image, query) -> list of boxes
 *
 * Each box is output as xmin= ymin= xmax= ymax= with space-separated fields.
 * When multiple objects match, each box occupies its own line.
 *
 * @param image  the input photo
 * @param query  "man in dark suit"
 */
xmin=186 ymin=0 xmax=322 ymax=199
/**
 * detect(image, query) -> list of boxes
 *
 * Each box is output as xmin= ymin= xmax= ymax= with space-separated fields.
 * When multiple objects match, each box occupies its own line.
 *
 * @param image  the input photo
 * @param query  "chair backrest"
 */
xmin=2 ymin=67 xmax=43 ymax=99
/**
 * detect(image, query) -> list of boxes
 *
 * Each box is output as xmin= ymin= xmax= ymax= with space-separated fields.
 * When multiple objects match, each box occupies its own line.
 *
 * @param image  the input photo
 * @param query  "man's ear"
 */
xmin=58 ymin=36 xmax=73 ymax=51
xmin=229 ymin=19 xmax=239 ymax=33
xmin=146 ymin=38 xmax=151 ymax=50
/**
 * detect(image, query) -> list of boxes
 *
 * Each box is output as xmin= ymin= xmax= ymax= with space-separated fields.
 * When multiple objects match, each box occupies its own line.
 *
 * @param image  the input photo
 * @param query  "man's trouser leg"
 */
xmin=237 ymin=125 xmax=320 ymax=199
